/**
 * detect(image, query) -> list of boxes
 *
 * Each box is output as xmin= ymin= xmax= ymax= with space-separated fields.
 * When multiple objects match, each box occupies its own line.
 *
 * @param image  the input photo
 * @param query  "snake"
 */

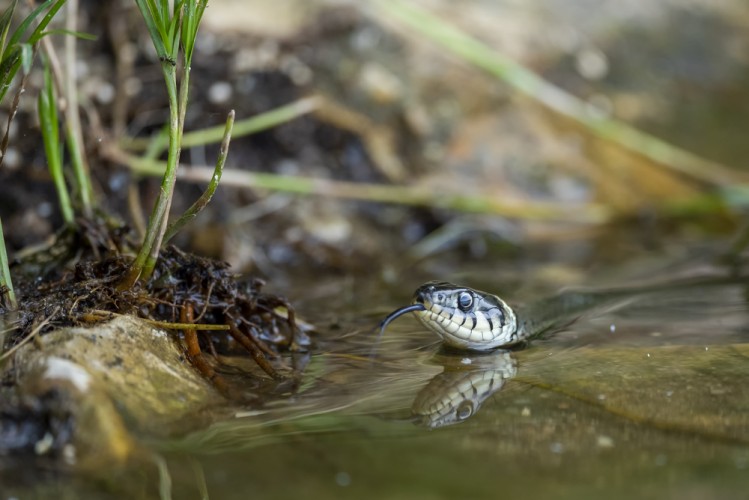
xmin=379 ymin=274 xmax=735 ymax=429
xmin=379 ymin=270 xmax=737 ymax=351
xmin=377 ymin=282 xmax=516 ymax=350
xmin=378 ymin=280 xmax=639 ymax=351
xmin=379 ymin=281 xmax=527 ymax=350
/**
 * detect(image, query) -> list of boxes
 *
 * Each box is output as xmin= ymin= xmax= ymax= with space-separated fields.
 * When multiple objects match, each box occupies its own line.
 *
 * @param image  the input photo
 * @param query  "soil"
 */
xmin=1 ymin=217 xmax=307 ymax=385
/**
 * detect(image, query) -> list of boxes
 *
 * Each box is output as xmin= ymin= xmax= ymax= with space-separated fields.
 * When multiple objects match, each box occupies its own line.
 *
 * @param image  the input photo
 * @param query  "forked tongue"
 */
xmin=378 ymin=303 xmax=426 ymax=334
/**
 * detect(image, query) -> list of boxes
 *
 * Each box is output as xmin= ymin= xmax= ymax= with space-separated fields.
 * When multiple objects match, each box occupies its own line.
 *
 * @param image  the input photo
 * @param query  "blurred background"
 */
xmin=4 ymin=1 xmax=749 ymax=498
xmin=3 ymin=0 xmax=748 ymax=305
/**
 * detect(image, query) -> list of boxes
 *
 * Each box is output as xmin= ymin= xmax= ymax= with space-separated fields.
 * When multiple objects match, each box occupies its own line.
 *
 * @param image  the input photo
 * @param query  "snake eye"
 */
xmin=458 ymin=291 xmax=473 ymax=311
xmin=456 ymin=400 xmax=474 ymax=420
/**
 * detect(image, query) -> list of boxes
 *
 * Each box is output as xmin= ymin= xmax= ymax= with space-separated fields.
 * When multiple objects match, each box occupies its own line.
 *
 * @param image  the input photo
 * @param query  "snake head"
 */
xmin=411 ymin=281 xmax=519 ymax=351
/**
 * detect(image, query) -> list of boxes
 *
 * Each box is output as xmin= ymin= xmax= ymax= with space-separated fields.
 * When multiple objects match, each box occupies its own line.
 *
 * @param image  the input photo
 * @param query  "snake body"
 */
xmin=379 ymin=280 xmax=595 ymax=351
xmin=380 ymin=276 xmax=716 ymax=350
xmin=378 ymin=274 xmax=733 ymax=427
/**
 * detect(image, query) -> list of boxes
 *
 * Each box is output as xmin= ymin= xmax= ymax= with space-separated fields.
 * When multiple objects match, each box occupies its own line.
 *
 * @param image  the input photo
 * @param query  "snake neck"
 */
xmin=514 ymin=288 xmax=633 ymax=339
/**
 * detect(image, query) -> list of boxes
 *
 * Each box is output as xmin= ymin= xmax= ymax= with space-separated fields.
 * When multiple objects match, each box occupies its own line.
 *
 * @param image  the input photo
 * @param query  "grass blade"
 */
xmin=0 ymin=217 xmax=16 ymax=310
xmin=163 ymin=109 xmax=234 ymax=243
xmin=117 ymin=152 xmax=610 ymax=223
xmin=7 ymin=0 xmax=52 ymax=48
xmin=122 ymin=96 xmax=320 ymax=154
xmin=26 ymin=0 xmax=67 ymax=45
xmin=38 ymin=61 xmax=73 ymax=224
xmin=0 ymin=46 xmax=21 ymax=102
xmin=0 ymin=0 xmax=19 ymax=60
xmin=38 ymin=28 xmax=97 ymax=41
xmin=136 ymin=0 xmax=168 ymax=59
xmin=63 ymin=0 xmax=93 ymax=216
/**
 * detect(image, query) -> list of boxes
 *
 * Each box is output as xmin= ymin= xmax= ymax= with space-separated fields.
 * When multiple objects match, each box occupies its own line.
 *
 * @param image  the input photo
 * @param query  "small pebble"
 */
xmin=335 ymin=472 xmax=351 ymax=487
xmin=2 ymin=147 xmax=19 ymax=169
xmin=575 ymin=46 xmax=608 ymax=80
xmin=597 ymin=435 xmax=614 ymax=448
xmin=63 ymin=444 xmax=77 ymax=465
xmin=37 ymin=202 xmax=53 ymax=218
xmin=208 ymin=81 xmax=233 ymax=104
xmin=95 ymin=82 xmax=115 ymax=104
xmin=549 ymin=442 xmax=564 ymax=454
xmin=34 ymin=432 xmax=54 ymax=455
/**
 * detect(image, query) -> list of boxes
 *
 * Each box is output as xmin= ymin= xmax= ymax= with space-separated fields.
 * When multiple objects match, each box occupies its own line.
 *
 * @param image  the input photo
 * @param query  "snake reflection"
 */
xmin=382 ymin=281 xmax=584 ymax=428
xmin=411 ymin=350 xmax=517 ymax=429
xmin=385 ymin=276 xmax=737 ymax=428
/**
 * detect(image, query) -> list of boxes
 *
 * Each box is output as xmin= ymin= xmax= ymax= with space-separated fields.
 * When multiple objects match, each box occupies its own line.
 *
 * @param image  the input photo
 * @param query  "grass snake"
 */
xmin=379 ymin=275 xmax=730 ymax=351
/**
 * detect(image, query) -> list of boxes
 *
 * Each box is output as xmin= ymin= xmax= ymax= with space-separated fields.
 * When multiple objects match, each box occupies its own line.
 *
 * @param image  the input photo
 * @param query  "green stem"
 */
xmin=65 ymin=127 xmax=93 ymax=215
xmin=121 ymin=96 xmax=320 ymax=154
xmin=163 ymin=109 xmax=234 ymax=244
xmin=177 ymin=64 xmax=190 ymax=139
xmin=139 ymin=64 xmax=191 ymax=280
xmin=38 ymin=63 xmax=73 ymax=225
xmin=63 ymin=0 xmax=93 ymax=217
xmin=0 ymin=217 xmax=16 ymax=310
xmin=120 ymin=62 xmax=181 ymax=288
xmin=123 ymin=150 xmax=743 ymax=221
xmin=123 ymin=0 xmax=210 ymax=287
xmin=120 ymin=152 xmax=610 ymax=223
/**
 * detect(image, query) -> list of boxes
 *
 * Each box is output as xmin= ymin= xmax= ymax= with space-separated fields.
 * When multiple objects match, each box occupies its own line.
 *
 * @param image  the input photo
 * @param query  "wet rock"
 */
xmin=0 ymin=316 xmax=222 ymax=467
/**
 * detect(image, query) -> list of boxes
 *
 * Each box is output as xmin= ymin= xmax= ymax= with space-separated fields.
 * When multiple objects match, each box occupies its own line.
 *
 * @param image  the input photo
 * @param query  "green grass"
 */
xmin=0 ymin=0 xmax=72 ymax=311
xmin=38 ymin=61 xmax=74 ymax=225
xmin=0 ymin=218 xmax=15 ymax=310
xmin=120 ymin=0 xmax=217 ymax=288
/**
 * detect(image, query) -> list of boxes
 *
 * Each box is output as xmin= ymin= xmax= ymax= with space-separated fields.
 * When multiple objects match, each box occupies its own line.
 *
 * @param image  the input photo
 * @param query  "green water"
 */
xmin=4 ymin=252 xmax=749 ymax=499
xmin=169 ymin=262 xmax=749 ymax=499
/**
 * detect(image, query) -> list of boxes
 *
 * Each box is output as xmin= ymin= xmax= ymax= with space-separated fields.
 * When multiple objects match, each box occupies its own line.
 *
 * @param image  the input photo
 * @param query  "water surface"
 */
xmin=159 ymin=259 xmax=749 ymax=499
xmin=4 ymin=253 xmax=749 ymax=499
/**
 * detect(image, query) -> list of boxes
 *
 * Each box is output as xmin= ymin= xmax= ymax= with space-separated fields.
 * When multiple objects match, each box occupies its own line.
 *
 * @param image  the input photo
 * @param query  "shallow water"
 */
xmin=156 ymin=258 xmax=749 ymax=499
xmin=5 ymin=251 xmax=749 ymax=499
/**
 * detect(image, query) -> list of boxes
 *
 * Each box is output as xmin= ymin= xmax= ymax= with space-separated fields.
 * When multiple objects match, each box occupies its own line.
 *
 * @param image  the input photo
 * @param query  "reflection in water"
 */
xmin=411 ymin=350 xmax=517 ymax=428
xmin=9 ymin=266 xmax=748 ymax=498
